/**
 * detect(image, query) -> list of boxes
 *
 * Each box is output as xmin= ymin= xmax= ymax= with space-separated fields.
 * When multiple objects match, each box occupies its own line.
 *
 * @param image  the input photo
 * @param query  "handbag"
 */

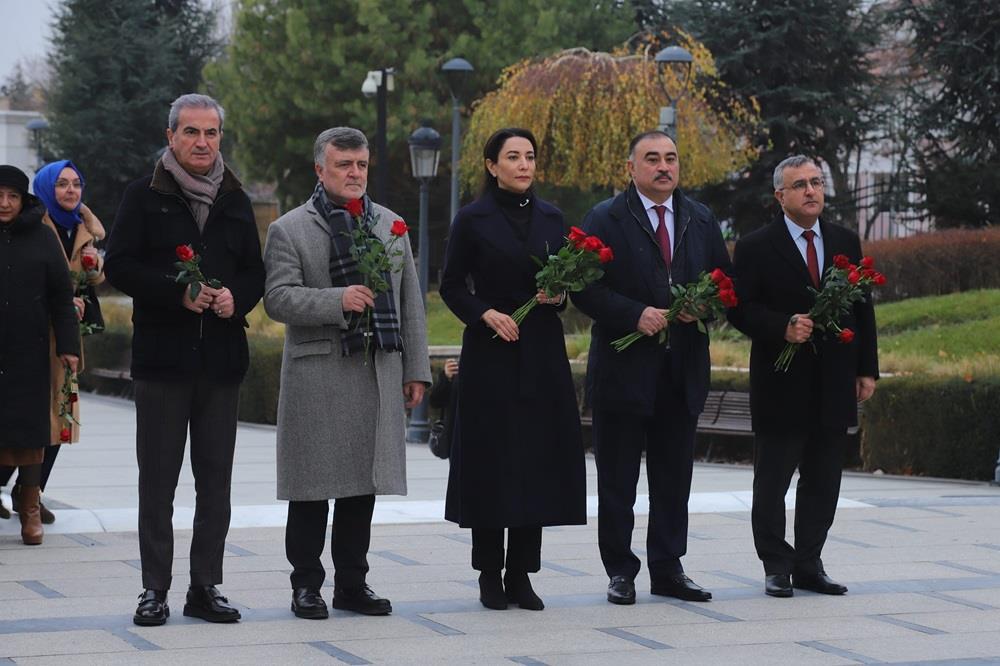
xmin=428 ymin=419 xmax=449 ymax=459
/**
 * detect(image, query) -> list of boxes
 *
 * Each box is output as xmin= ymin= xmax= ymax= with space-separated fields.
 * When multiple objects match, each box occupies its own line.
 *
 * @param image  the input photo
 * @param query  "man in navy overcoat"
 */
xmin=572 ymin=130 xmax=730 ymax=605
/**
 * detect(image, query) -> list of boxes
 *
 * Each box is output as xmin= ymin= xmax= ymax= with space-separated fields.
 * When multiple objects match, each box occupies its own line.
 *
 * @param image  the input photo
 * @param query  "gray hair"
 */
xmin=168 ymin=93 xmax=225 ymax=132
xmin=773 ymin=155 xmax=819 ymax=190
xmin=314 ymin=127 xmax=369 ymax=165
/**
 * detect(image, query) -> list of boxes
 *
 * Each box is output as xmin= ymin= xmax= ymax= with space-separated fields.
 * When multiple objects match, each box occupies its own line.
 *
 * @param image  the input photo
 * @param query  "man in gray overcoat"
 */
xmin=264 ymin=127 xmax=431 ymax=620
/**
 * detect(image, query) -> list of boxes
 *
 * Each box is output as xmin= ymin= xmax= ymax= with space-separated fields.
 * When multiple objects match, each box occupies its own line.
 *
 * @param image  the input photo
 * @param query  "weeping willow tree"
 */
xmin=461 ymin=33 xmax=761 ymax=194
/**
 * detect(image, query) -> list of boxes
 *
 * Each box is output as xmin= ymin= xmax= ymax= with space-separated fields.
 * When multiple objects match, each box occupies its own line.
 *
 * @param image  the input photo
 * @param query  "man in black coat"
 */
xmin=104 ymin=94 xmax=265 ymax=626
xmin=727 ymin=155 xmax=878 ymax=598
xmin=572 ymin=130 xmax=731 ymax=605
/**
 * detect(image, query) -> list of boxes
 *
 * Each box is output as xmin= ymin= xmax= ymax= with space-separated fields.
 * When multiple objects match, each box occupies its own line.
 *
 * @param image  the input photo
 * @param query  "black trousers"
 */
xmin=134 ymin=376 xmax=240 ymax=591
xmin=471 ymin=527 xmax=542 ymax=572
xmin=0 ymin=438 xmax=61 ymax=491
xmin=751 ymin=427 xmax=848 ymax=576
xmin=286 ymin=494 xmax=376 ymax=590
xmin=592 ymin=359 xmax=698 ymax=582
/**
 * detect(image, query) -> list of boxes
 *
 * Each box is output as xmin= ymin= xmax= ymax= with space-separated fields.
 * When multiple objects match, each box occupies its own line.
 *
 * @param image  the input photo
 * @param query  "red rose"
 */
xmin=710 ymin=268 xmax=726 ymax=284
xmin=719 ymin=276 xmax=734 ymax=291
xmin=344 ymin=198 xmax=364 ymax=217
xmin=833 ymin=254 xmax=851 ymax=269
xmin=81 ymin=254 xmax=98 ymax=271
xmin=175 ymin=245 xmax=195 ymax=262
xmin=598 ymin=246 xmax=614 ymax=264
xmin=583 ymin=236 xmax=604 ymax=252
xmin=838 ymin=328 xmax=855 ymax=343
xmin=847 ymin=271 xmax=861 ymax=284
xmin=60 ymin=427 xmax=71 ymax=442
xmin=861 ymin=268 xmax=876 ymax=279
xmin=860 ymin=256 xmax=875 ymax=269
xmin=847 ymin=263 xmax=858 ymax=273
xmin=568 ymin=226 xmax=588 ymax=243
xmin=873 ymin=272 xmax=887 ymax=286
xmin=719 ymin=289 xmax=739 ymax=307
xmin=69 ymin=393 xmax=78 ymax=404
xmin=390 ymin=219 xmax=409 ymax=237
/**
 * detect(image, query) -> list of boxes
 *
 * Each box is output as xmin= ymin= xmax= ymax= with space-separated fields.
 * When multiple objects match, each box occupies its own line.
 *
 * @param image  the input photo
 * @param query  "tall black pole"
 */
xmin=450 ymin=98 xmax=461 ymax=223
xmin=406 ymin=179 xmax=431 ymax=443
xmin=376 ymin=68 xmax=388 ymax=206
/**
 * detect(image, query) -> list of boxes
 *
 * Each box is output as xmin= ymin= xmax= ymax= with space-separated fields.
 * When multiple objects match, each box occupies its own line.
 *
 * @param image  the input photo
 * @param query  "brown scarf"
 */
xmin=161 ymin=148 xmax=225 ymax=232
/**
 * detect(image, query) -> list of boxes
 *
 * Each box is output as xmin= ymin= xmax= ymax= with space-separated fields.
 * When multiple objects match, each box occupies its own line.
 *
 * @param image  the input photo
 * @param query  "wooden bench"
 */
xmin=579 ymin=390 xmax=753 ymax=437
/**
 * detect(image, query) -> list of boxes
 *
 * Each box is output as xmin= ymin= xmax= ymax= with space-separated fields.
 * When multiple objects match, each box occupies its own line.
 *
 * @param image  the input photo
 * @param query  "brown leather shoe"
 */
xmin=39 ymin=499 xmax=55 ymax=525
xmin=18 ymin=485 xmax=43 ymax=545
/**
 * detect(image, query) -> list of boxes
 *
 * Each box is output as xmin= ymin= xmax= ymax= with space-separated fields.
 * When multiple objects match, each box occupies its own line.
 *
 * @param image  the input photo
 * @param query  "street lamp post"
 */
xmin=361 ymin=68 xmax=395 ymax=206
xmin=653 ymin=46 xmax=694 ymax=141
xmin=441 ymin=57 xmax=474 ymax=223
xmin=406 ymin=120 xmax=441 ymax=444
xmin=25 ymin=118 xmax=49 ymax=171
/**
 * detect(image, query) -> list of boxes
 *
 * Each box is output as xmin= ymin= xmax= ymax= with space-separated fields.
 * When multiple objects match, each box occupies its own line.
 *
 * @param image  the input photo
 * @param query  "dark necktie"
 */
xmin=653 ymin=205 xmax=672 ymax=271
xmin=802 ymin=229 xmax=820 ymax=288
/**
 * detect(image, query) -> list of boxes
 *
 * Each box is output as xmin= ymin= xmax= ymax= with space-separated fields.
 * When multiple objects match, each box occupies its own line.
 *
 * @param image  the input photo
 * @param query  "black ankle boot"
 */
xmin=504 ymin=571 xmax=544 ymax=610
xmin=478 ymin=571 xmax=507 ymax=610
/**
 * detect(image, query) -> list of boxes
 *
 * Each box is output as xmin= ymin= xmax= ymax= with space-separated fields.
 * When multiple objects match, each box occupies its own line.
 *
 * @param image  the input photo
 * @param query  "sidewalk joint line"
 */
xmin=799 ymin=640 xmax=885 ymax=664
xmin=596 ymin=627 xmax=672 ymax=650
xmin=306 ymin=641 xmax=371 ymax=664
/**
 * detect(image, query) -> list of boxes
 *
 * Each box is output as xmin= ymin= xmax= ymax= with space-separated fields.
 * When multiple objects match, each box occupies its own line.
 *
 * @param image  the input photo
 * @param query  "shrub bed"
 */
xmin=864 ymin=228 xmax=1000 ymax=303
xmin=861 ymin=375 xmax=1000 ymax=481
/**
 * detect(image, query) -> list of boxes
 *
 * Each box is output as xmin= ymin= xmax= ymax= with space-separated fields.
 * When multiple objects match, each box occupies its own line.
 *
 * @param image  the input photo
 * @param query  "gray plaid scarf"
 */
xmin=311 ymin=183 xmax=403 ymax=357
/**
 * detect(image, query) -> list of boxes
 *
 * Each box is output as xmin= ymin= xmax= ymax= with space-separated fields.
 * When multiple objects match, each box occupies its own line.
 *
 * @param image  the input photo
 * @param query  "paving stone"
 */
xmin=0 ymin=629 xmax=136 ymax=658
xmin=15 ymin=643 xmax=335 ymax=665
xmin=821 ymin=633 xmax=1000 ymax=662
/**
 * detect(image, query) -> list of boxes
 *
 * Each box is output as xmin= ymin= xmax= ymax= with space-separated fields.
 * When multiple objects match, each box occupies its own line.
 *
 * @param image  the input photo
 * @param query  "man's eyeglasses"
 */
xmin=780 ymin=177 xmax=824 ymax=192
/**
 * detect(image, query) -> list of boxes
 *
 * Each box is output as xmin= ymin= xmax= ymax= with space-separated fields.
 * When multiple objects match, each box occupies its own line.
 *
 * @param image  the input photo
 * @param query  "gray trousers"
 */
xmin=134 ymin=375 xmax=240 ymax=590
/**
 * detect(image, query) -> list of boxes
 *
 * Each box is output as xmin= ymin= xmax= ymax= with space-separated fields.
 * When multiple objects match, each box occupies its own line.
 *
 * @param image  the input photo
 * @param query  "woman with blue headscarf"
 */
xmin=0 ymin=160 xmax=105 ymax=531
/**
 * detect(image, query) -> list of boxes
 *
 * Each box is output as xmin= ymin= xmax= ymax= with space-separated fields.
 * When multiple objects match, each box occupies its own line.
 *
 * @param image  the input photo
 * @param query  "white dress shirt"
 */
xmin=637 ymin=190 xmax=675 ymax=249
xmin=784 ymin=215 xmax=824 ymax=272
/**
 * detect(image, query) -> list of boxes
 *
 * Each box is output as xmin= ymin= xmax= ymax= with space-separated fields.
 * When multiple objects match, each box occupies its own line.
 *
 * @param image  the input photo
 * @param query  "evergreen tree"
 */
xmin=205 ymin=0 xmax=635 ymax=212
xmin=894 ymin=0 xmax=1000 ymax=227
xmin=46 ymin=0 xmax=218 ymax=224
xmin=644 ymin=0 xmax=882 ymax=234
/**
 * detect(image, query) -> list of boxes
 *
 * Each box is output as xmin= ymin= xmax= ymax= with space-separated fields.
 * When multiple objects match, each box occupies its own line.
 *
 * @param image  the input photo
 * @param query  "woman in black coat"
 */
xmin=0 ymin=165 xmax=80 ymax=545
xmin=439 ymin=128 xmax=586 ymax=611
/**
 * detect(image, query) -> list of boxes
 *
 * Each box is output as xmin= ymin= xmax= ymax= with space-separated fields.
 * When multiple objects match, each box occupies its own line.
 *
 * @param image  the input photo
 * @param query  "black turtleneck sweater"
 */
xmin=492 ymin=187 xmax=533 ymax=242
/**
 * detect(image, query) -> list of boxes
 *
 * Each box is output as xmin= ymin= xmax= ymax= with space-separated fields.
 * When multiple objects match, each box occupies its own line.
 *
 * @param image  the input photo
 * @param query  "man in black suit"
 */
xmin=727 ymin=155 xmax=878 ymax=598
xmin=573 ymin=130 xmax=731 ymax=605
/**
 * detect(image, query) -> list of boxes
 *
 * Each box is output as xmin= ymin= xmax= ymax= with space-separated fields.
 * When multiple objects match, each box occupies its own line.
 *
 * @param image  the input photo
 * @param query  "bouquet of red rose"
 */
xmin=507 ymin=226 xmax=612 ymax=328
xmin=173 ymin=244 xmax=221 ymax=298
xmin=773 ymin=254 xmax=886 ymax=372
xmin=343 ymin=198 xmax=410 ymax=358
xmin=611 ymin=267 xmax=737 ymax=352
xmin=57 ymin=360 xmax=79 ymax=442
xmin=344 ymin=198 xmax=409 ymax=296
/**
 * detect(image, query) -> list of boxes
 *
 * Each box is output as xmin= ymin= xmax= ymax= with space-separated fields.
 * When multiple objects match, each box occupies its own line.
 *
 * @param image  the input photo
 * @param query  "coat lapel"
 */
xmin=614 ymin=184 xmax=663 ymax=297
xmin=768 ymin=217 xmax=814 ymax=287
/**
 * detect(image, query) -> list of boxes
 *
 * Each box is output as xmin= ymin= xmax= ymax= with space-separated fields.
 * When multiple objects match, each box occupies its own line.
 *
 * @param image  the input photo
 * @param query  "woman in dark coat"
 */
xmin=0 ymin=165 xmax=80 ymax=545
xmin=439 ymin=128 xmax=586 ymax=611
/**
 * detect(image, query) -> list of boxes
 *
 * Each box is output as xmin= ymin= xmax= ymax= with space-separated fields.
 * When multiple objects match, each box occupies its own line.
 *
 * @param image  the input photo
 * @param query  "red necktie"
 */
xmin=653 ymin=205 xmax=672 ymax=271
xmin=802 ymin=229 xmax=820 ymax=288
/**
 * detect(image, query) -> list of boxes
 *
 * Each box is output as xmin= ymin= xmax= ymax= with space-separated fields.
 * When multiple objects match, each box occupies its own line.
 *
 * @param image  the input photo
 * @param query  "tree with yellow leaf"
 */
xmin=462 ymin=33 xmax=760 ymax=194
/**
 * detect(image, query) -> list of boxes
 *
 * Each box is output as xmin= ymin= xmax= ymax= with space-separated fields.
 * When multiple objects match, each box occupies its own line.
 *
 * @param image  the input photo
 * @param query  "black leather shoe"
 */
xmin=651 ymin=573 xmax=712 ymax=602
xmin=333 ymin=584 xmax=392 ymax=615
xmin=607 ymin=575 xmax=636 ymax=605
xmin=133 ymin=589 xmax=169 ymax=626
xmin=478 ymin=571 xmax=507 ymax=610
xmin=183 ymin=585 xmax=242 ymax=622
xmin=504 ymin=571 xmax=544 ymax=611
xmin=291 ymin=587 xmax=329 ymax=619
xmin=793 ymin=572 xmax=847 ymax=595
xmin=765 ymin=574 xmax=793 ymax=597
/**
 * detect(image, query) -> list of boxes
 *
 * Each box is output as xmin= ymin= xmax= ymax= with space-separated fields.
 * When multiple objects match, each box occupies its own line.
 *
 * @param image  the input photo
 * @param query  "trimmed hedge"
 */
xmin=80 ymin=326 xmax=283 ymax=425
xmin=861 ymin=375 xmax=1000 ymax=481
xmin=864 ymin=228 xmax=1000 ymax=303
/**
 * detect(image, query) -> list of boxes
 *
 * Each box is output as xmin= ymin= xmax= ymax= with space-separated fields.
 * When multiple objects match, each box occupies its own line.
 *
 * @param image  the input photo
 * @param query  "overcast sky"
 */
xmin=0 ymin=1 xmax=54 ymax=82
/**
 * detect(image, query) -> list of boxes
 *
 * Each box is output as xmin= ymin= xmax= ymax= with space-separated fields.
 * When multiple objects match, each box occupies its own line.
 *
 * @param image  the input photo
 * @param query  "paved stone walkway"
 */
xmin=2 ymin=394 xmax=1000 ymax=664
